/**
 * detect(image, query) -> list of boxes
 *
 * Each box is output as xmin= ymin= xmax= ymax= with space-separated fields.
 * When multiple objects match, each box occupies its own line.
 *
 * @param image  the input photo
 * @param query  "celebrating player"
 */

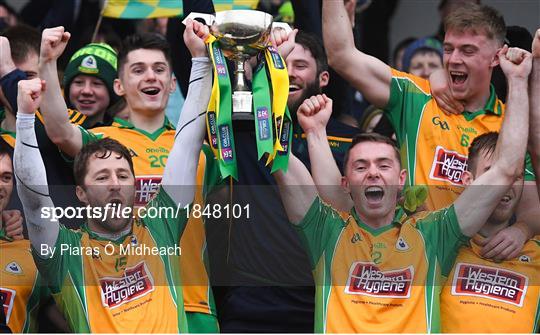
xmin=322 ymin=0 xmax=538 ymax=258
xmin=273 ymin=44 xmax=532 ymax=332
xmin=13 ymin=29 xmax=210 ymax=332
xmin=35 ymin=21 xmax=219 ymax=332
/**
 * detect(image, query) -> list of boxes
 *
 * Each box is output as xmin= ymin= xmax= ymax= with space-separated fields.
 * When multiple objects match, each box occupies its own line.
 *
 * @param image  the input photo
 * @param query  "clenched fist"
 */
xmin=40 ymin=26 xmax=71 ymax=63
xmin=498 ymin=45 xmax=532 ymax=80
xmin=297 ymin=94 xmax=333 ymax=134
xmin=183 ymin=19 xmax=210 ymax=58
xmin=17 ymin=78 xmax=46 ymax=114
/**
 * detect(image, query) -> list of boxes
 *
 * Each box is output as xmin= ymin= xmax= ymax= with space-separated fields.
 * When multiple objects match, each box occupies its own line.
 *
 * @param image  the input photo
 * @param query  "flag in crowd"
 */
xmin=103 ymin=0 xmax=259 ymax=19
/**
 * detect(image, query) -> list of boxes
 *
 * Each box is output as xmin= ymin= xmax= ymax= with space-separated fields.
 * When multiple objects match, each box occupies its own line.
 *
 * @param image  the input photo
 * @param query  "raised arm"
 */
xmin=322 ymin=0 xmax=391 ymax=108
xmin=162 ymin=20 xmax=211 ymax=207
xmin=297 ymin=94 xmax=353 ymax=211
xmin=455 ymin=46 xmax=532 ymax=237
xmin=38 ymin=26 xmax=83 ymax=157
xmin=13 ymin=79 xmax=59 ymax=255
xmin=531 ymin=29 xmax=540 ymax=198
xmin=274 ymin=153 xmax=318 ymax=225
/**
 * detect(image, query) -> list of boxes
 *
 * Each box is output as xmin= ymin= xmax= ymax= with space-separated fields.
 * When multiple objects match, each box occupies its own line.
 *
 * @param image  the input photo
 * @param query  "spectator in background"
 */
xmin=372 ymin=37 xmax=443 ymax=137
xmin=392 ymin=36 xmax=416 ymax=70
xmin=0 ymin=25 xmax=40 ymax=121
xmin=402 ymin=37 xmax=443 ymax=79
xmin=62 ymin=43 xmax=119 ymax=125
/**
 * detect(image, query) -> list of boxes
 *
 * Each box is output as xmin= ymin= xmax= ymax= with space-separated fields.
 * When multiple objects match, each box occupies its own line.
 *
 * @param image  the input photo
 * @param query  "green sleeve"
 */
xmin=202 ymin=144 xmax=223 ymax=199
xmin=415 ymin=205 xmax=470 ymax=276
xmin=58 ymin=127 xmax=102 ymax=162
xmin=23 ymin=273 xmax=51 ymax=333
xmin=144 ymin=186 xmax=189 ymax=245
xmin=79 ymin=126 xmax=101 ymax=146
xmin=31 ymin=226 xmax=83 ymax=294
xmin=294 ymin=197 xmax=346 ymax=269
xmin=384 ymin=71 xmax=432 ymax=144
xmin=525 ymin=153 xmax=535 ymax=182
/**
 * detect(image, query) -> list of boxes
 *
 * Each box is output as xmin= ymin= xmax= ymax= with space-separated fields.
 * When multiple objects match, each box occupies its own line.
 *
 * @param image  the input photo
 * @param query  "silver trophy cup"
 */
xmin=185 ymin=10 xmax=273 ymax=120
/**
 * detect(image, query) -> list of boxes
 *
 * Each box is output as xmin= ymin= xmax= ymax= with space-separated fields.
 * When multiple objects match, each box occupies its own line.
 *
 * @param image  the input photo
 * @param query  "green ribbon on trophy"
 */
xmin=205 ymin=36 xmax=292 ymax=180
xmin=206 ymin=34 xmax=238 ymax=179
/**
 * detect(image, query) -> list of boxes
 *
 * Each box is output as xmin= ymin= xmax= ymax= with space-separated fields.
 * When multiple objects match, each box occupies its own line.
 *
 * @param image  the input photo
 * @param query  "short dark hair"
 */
xmin=73 ymin=138 xmax=134 ymax=186
xmin=0 ymin=140 xmax=13 ymax=162
xmin=117 ymin=33 xmax=172 ymax=77
xmin=1 ymin=24 xmax=40 ymax=64
xmin=343 ymin=133 xmax=401 ymax=173
xmin=295 ymin=31 xmax=328 ymax=75
xmin=467 ymin=132 xmax=498 ymax=175
xmin=444 ymin=4 xmax=506 ymax=46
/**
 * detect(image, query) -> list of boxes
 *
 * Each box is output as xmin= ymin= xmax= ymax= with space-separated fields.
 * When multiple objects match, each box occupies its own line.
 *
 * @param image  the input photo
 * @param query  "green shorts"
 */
xmin=186 ymin=312 xmax=219 ymax=333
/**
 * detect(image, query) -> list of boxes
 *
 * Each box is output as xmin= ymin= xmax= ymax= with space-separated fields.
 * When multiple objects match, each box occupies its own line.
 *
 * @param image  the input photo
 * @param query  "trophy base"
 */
xmin=232 ymin=91 xmax=253 ymax=121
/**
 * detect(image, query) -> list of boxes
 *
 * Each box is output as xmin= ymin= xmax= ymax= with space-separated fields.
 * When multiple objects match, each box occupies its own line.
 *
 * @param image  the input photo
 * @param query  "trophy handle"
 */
xmin=182 ymin=12 xmax=216 ymax=26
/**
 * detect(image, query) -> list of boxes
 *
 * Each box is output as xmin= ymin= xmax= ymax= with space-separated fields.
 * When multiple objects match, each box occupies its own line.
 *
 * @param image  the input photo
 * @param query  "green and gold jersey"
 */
xmin=441 ymin=238 xmax=540 ymax=333
xmin=0 ymin=234 xmax=49 ymax=333
xmin=32 ymin=188 xmax=188 ymax=333
xmin=80 ymin=117 xmax=218 ymax=316
xmin=295 ymin=197 xmax=469 ymax=333
xmin=386 ymin=69 xmax=508 ymax=210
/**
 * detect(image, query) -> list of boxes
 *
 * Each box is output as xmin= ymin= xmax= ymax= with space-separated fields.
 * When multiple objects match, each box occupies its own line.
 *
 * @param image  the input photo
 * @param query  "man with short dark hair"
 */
xmin=274 ymin=42 xmax=531 ymax=332
xmin=14 ymin=43 xmax=210 ymax=331
xmin=0 ymin=25 xmax=41 ymax=138
xmin=213 ymin=29 xmax=359 ymax=333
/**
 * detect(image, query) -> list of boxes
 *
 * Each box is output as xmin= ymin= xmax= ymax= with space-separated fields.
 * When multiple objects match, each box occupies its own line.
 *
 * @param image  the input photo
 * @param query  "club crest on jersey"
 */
xmin=345 ymin=262 xmax=413 ymax=298
xmin=429 ymin=146 xmax=468 ymax=185
xmin=99 ymin=261 xmax=154 ymax=309
xmin=518 ymin=255 xmax=531 ymax=263
xmin=0 ymin=288 xmax=15 ymax=323
xmin=135 ymin=176 xmax=162 ymax=206
xmin=4 ymin=262 xmax=22 ymax=275
xmin=451 ymin=263 xmax=528 ymax=307
xmin=395 ymin=237 xmax=410 ymax=251
xmin=351 ymin=232 xmax=362 ymax=244
xmin=79 ymin=56 xmax=99 ymax=74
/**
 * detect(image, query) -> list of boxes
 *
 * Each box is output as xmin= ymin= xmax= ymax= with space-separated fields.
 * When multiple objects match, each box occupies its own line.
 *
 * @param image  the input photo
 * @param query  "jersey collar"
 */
xmin=0 ymin=228 xmax=13 ymax=242
xmin=462 ymin=84 xmax=503 ymax=121
xmin=0 ymin=126 xmax=16 ymax=139
xmin=111 ymin=117 xmax=175 ymax=140
xmin=350 ymin=206 xmax=406 ymax=236
xmin=82 ymin=224 xmax=131 ymax=244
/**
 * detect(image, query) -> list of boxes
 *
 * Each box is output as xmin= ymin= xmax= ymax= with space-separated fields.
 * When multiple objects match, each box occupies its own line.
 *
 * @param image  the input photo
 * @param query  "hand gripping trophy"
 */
xmin=184 ymin=10 xmax=292 ymax=180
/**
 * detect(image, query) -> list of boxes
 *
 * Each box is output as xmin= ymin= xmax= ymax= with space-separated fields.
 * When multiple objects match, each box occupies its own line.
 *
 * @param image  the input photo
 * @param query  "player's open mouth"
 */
xmin=289 ymin=84 xmax=301 ymax=93
xmin=450 ymin=71 xmax=467 ymax=85
xmin=107 ymin=198 xmax=123 ymax=206
xmin=365 ymin=186 xmax=384 ymax=202
xmin=500 ymin=195 xmax=511 ymax=204
xmin=141 ymin=87 xmax=161 ymax=96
